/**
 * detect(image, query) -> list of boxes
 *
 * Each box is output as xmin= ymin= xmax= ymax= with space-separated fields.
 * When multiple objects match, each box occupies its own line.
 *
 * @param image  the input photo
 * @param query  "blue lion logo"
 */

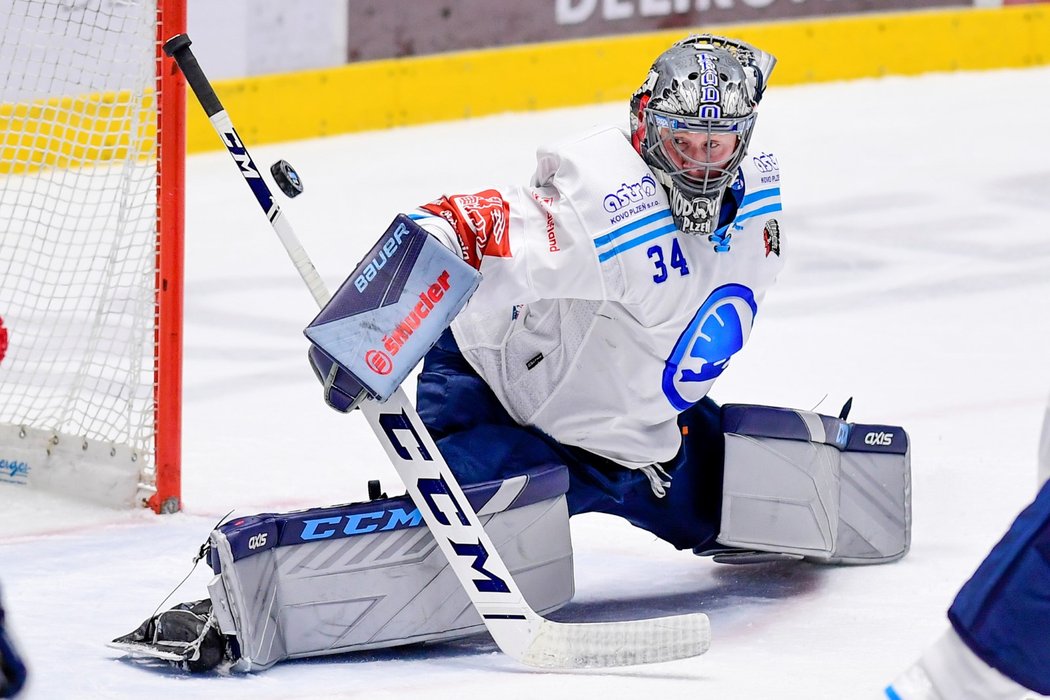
xmin=662 ymin=284 xmax=758 ymax=411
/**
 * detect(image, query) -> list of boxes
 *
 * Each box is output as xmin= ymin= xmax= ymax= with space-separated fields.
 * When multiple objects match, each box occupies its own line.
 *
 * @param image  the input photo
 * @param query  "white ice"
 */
xmin=2 ymin=66 xmax=1050 ymax=699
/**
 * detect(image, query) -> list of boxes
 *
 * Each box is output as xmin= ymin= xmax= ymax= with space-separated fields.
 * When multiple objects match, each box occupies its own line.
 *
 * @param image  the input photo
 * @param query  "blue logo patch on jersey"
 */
xmin=662 ymin=284 xmax=758 ymax=411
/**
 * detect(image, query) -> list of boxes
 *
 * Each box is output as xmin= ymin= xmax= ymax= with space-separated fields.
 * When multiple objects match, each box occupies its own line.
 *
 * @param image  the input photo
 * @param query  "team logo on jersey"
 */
xmin=763 ymin=219 xmax=781 ymax=257
xmin=662 ymin=284 xmax=757 ymax=411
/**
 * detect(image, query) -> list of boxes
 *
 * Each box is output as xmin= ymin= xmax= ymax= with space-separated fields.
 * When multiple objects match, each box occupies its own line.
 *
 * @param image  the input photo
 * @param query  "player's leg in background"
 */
xmin=887 ymin=479 xmax=1050 ymax=700
xmin=0 ymin=584 xmax=28 ymax=698
xmin=946 ymin=478 xmax=1050 ymax=697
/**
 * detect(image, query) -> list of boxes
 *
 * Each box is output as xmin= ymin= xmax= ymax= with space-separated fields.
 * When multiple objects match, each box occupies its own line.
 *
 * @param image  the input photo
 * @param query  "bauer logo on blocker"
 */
xmin=355 ymin=222 xmax=412 ymax=293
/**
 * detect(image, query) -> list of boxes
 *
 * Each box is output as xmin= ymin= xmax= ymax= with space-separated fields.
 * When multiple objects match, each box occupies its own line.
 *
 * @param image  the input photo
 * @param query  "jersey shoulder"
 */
xmin=738 ymin=147 xmax=782 ymax=192
xmin=532 ymin=125 xmax=636 ymax=188
xmin=727 ymin=148 xmax=784 ymax=260
xmin=730 ymin=146 xmax=783 ymax=229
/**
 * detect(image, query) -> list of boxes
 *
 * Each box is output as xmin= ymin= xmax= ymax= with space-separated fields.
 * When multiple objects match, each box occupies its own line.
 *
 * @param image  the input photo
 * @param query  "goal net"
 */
xmin=0 ymin=0 xmax=184 ymax=512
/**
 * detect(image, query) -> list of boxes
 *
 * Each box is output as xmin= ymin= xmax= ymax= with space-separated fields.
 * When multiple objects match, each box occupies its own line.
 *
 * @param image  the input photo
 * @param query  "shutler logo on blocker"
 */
xmin=365 ymin=349 xmax=393 ymax=375
xmin=372 ymin=269 xmax=453 ymax=374
xmin=304 ymin=215 xmax=482 ymax=402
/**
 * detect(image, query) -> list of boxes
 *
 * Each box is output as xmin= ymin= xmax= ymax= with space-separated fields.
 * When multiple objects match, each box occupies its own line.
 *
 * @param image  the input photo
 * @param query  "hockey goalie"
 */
xmin=114 ymin=34 xmax=911 ymax=672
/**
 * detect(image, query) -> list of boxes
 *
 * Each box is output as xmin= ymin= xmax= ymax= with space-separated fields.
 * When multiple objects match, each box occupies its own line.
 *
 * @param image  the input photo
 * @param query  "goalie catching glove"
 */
xmin=305 ymin=214 xmax=481 ymax=411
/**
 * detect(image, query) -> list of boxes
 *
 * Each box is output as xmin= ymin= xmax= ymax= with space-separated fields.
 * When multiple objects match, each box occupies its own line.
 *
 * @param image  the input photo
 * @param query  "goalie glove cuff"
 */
xmin=307 ymin=346 xmax=368 ymax=412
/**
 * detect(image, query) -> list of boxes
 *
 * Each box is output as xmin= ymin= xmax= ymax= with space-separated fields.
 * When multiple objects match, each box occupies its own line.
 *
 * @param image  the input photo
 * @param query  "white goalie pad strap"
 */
xmin=717 ymin=404 xmax=911 ymax=564
xmin=205 ymin=465 xmax=573 ymax=671
xmin=303 ymin=214 xmax=481 ymax=401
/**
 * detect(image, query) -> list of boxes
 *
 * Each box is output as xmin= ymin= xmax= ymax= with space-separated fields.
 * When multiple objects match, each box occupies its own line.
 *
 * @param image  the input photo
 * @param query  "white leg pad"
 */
xmin=717 ymin=404 xmax=911 ymax=565
xmin=206 ymin=465 xmax=574 ymax=671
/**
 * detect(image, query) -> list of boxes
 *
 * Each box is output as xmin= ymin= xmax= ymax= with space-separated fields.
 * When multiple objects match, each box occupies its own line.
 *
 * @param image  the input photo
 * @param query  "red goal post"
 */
xmin=0 ymin=0 xmax=186 ymax=513
xmin=155 ymin=0 xmax=187 ymax=514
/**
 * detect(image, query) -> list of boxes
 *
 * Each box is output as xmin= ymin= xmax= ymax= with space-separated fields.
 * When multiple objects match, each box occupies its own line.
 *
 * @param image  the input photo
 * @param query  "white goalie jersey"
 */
xmin=413 ymin=126 xmax=785 ymax=469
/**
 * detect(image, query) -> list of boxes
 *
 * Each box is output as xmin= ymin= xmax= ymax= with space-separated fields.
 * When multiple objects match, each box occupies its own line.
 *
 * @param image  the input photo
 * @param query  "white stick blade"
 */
xmin=518 ymin=612 xmax=711 ymax=669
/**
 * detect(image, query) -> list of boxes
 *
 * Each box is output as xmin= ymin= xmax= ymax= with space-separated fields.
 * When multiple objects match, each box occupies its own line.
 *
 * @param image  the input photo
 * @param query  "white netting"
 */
xmin=0 ymin=0 xmax=160 ymax=499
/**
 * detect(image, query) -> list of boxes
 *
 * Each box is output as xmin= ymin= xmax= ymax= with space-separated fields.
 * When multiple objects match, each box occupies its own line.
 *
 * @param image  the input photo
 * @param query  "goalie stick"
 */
xmin=162 ymin=33 xmax=711 ymax=669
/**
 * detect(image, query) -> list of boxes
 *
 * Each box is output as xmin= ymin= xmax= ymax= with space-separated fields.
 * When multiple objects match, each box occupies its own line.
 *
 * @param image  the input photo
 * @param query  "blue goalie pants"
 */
xmin=947 ymin=479 xmax=1050 ymax=695
xmin=416 ymin=329 xmax=725 ymax=551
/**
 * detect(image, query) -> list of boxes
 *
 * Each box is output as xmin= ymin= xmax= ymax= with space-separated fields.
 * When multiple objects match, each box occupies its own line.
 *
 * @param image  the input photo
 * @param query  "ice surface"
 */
xmin=2 ymin=66 xmax=1050 ymax=699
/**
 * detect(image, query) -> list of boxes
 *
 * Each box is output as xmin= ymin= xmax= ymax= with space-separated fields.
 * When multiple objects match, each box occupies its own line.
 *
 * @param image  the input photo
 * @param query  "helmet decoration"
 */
xmin=630 ymin=35 xmax=777 ymax=237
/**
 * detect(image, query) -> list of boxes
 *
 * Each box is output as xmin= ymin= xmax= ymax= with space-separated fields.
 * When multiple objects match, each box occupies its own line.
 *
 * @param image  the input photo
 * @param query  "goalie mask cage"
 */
xmin=0 ymin=0 xmax=185 ymax=513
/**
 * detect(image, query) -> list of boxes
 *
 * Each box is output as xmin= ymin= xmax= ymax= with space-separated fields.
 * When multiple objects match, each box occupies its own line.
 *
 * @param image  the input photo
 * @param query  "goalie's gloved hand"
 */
xmin=0 ymin=596 xmax=28 ymax=698
xmin=307 ymin=346 xmax=369 ymax=412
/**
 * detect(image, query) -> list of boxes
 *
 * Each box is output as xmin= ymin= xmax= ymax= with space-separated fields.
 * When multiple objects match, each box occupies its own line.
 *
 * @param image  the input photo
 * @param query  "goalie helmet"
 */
xmin=630 ymin=35 xmax=776 ymax=237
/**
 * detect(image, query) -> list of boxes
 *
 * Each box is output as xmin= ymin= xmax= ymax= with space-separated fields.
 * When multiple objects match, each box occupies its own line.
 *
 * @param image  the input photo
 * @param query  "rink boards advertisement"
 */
xmin=345 ymin=0 xmax=967 ymax=62
xmin=20 ymin=0 xmax=1039 ymax=155
xmin=177 ymin=1 xmax=1048 ymax=154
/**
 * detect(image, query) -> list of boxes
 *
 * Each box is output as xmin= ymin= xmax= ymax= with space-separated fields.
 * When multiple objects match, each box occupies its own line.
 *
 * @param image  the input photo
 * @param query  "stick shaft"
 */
xmin=163 ymin=34 xmax=329 ymax=306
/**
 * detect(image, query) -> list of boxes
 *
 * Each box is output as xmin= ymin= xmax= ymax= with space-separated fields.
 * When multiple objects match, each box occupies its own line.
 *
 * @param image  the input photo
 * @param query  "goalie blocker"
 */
xmin=305 ymin=214 xmax=481 ymax=412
